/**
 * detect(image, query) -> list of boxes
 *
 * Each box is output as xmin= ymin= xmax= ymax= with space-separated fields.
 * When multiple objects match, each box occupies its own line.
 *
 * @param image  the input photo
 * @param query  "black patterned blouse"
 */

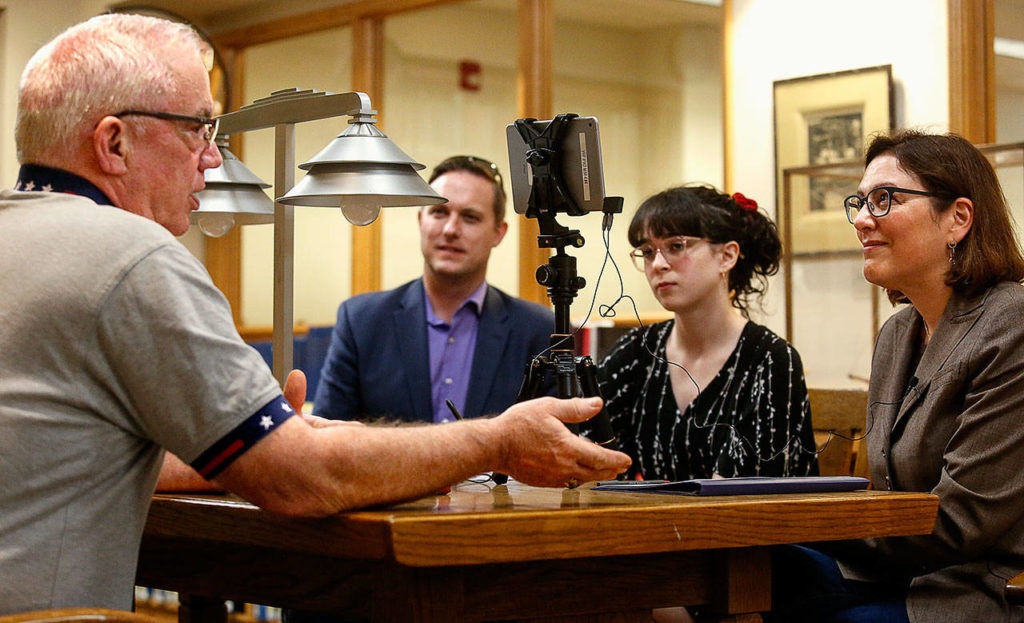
xmin=592 ymin=320 xmax=818 ymax=480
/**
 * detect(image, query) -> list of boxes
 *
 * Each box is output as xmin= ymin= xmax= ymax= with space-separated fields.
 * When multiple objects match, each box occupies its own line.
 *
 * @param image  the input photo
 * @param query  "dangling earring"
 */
xmin=947 ymin=240 xmax=957 ymax=264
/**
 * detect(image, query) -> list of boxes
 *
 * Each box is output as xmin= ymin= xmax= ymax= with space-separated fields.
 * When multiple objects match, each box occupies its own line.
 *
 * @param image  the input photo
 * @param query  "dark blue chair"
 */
xmin=302 ymin=326 xmax=333 ymax=400
xmin=246 ymin=326 xmax=332 ymax=401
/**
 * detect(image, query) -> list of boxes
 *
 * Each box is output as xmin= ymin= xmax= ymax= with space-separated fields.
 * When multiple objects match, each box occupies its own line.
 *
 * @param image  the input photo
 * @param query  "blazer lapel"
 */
xmin=464 ymin=287 xmax=510 ymax=418
xmin=893 ymin=290 xmax=987 ymax=430
xmin=872 ymin=311 xmax=917 ymax=449
xmin=395 ymin=282 xmax=433 ymax=423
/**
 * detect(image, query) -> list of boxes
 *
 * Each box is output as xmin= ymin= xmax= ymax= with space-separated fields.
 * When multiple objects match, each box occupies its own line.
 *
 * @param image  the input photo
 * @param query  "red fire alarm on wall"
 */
xmin=460 ymin=60 xmax=481 ymax=91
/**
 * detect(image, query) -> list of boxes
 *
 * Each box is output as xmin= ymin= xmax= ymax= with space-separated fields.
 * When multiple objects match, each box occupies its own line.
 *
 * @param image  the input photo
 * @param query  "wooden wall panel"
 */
xmin=722 ymin=0 xmax=734 ymax=193
xmin=350 ymin=16 xmax=386 ymax=296
xmin=516 ymin=0 xmax=553 ymax=306
xmin=204 ymin=46 xmax=246 ymax=324
xmin=948 ymin=0 xmax=995 ymax=143
xmin=212 ymin=0 xmax=453 ymax=49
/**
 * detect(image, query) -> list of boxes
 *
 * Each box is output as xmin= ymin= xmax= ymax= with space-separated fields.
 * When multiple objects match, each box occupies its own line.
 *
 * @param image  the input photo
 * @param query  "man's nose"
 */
xmin=442 ymin=214 xmax=460 ymax=236
xmin=199 ymin=141 xmax=223 ymax=171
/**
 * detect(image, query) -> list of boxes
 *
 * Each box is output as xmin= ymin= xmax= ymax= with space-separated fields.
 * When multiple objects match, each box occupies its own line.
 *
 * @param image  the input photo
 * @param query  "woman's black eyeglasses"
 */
xmin=843 ymin=186 xmax=948 ymax=224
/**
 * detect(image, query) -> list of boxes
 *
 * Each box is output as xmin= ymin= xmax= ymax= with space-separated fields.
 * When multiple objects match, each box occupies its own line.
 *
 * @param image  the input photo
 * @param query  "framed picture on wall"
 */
xmin=773 ymin=65 xmax=894 ymax=255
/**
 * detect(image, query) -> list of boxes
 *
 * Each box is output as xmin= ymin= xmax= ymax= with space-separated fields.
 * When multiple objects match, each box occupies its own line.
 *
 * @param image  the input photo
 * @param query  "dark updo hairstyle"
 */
xmin=627 ymin=184 xmax=781 ymax=318
xmin=864 ymin=130 xmax=1024 ymax=304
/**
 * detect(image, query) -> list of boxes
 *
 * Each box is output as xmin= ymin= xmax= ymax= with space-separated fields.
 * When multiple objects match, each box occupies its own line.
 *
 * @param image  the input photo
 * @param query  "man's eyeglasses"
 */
xmin=430 ymin=155 xmax=503 ymax=187
xmin=843 ymin=186 xmax=947 ymax=224
xmin=630 ymin=236 xmax=705 ymax=271
xmin=114 ymin=110 xmax=219 ymax=146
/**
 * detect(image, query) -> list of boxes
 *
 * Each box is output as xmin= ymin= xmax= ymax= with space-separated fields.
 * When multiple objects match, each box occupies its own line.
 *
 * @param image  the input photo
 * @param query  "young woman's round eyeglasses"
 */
xmin=629 ymin=236 xmax=705 ymax=271
xmin=843 ymin=186 xmax=947 ymax=224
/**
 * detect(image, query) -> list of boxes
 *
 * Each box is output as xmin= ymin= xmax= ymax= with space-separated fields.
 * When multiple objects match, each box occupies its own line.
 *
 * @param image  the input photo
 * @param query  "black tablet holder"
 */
xmin=511 ymin=113 xmax=621 ymax=452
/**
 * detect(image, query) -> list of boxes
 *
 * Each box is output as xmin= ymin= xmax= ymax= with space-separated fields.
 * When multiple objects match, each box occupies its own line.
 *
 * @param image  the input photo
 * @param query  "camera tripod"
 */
xmin=512 ymin=113 xmax=621 ymax=448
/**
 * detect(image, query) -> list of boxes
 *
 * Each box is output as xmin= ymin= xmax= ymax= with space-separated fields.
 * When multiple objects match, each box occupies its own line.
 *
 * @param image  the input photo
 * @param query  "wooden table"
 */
xmin=137 ymin=481 xmax=937 ymax=623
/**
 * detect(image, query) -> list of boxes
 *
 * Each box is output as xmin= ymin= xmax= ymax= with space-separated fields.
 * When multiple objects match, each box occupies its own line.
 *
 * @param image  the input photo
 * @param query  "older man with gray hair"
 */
xmin=0 ymin=13 xmax=629 ymax=614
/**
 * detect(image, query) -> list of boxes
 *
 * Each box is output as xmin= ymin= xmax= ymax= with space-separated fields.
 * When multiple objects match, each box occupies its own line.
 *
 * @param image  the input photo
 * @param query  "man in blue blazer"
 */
xmin=314 ymin=156 xmax=555 ymax=423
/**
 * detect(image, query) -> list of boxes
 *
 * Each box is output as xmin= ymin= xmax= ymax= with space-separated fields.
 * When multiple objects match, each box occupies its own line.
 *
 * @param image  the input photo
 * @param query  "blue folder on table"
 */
xmin=591 ymin=476 xmax=870 ymax=496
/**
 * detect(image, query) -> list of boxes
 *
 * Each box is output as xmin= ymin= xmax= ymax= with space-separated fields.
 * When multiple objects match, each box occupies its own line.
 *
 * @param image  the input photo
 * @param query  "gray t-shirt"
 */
xmin=0 ymin=190 xmax=282 ymax=612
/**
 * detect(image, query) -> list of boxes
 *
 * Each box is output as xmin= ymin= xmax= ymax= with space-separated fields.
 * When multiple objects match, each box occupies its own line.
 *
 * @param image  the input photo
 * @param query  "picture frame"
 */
xmin=773 ymin=65 xmax=894 ymax=255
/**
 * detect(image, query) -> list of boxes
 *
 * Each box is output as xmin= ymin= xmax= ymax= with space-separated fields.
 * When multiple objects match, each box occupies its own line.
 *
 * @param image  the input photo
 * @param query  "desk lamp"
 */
xmin=193 ymin=88 xmax=445 ymax=385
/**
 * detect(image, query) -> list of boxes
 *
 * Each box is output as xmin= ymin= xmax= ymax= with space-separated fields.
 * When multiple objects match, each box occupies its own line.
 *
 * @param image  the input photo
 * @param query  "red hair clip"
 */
xmin=731 ymin=192 xmax=758 ymax=212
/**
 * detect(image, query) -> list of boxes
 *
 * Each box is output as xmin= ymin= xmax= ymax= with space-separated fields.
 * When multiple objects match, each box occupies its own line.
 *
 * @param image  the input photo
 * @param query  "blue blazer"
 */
xmin=313 ymin=279 xmax=556 ymax=422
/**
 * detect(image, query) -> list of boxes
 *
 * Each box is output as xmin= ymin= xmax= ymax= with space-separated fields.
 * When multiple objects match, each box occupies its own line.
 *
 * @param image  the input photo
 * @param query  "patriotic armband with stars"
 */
xmin=190 ymin=396 xmax=295 ymax=479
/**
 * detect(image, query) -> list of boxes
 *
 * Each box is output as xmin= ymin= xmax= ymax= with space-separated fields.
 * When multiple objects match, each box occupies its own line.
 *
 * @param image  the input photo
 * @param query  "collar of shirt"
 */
xmin=424 ymin=281 xmax=487 ymax=328
xmin=14 ymin=164 xmax=115 ymax=206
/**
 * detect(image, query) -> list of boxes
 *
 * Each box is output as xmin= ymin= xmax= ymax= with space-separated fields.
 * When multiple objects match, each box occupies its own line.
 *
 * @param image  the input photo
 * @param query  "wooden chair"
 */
xmin=808 ymin=387 xmax=870 ymax=478
xmin=0 ymin=610 xmax=158 ymax=623
xmin=1007 ymin=571 xmax=1024 ymax=605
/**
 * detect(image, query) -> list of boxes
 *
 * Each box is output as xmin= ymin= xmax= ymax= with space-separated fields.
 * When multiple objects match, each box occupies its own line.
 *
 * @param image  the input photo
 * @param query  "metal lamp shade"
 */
xmin=194 ymin=184 xmax=275 ymax=224
xmin=192 ymin=143 xmax=274 ymax=236
xmin=277 ymin=120 xmax=445 ymax=224
xmin=279 ymin=163 xmax=445 ymax=208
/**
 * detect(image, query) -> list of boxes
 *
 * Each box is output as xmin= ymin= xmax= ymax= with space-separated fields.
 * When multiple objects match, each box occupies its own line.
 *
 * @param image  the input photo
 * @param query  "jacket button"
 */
xmin=885 ymin=476 xmax=892 ymax=490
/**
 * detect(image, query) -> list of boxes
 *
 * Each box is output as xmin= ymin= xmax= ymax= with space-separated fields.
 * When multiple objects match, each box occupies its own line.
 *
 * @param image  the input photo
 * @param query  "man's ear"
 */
xmin=492 ymin=220 xmax=508 ymax=246
xmin=93 ymin=116 xmax=130 ymax=175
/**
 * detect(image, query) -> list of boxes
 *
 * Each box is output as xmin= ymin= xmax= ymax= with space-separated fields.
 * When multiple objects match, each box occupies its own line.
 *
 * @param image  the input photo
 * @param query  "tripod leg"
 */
xmin=493 ymin=359 xmax=551 ymax=486
xmin=516 ymin=358 xmax=547 ymax=403
xmin=577 ymin=357 xmax=616 ymax=448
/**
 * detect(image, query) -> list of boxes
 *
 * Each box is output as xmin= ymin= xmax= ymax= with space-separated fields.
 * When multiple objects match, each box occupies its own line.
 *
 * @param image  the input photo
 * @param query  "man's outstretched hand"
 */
xmin=493 ymin=396 xmax=631 ymax=488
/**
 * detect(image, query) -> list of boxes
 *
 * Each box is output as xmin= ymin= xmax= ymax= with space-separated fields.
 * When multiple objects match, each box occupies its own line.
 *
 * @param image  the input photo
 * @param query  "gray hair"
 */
xmin=16 ymin=13 xmax=206 ymax=164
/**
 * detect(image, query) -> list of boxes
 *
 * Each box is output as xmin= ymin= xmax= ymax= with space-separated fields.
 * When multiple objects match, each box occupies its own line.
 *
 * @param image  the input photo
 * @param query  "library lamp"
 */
xmin=192 ymin=88 xmax=445 ymax=385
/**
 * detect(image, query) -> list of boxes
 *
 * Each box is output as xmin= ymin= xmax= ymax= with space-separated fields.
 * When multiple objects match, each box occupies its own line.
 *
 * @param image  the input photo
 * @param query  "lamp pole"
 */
xmin=273 ymin=121 xmax=295 ymax=387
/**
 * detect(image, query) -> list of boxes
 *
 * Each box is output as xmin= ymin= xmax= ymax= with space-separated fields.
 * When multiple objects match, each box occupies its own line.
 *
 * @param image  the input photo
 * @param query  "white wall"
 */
xmin=381 ymin=2 xmax=519 ymax=296
xmin=0 ymin=0 xmax=108 ymax=187
xmin=554 ymin=20 xmax=723 ymax=324
xmin=997 ymin=85 xmax=1024 ymax=142
xmin=239 ymin=27 xmax=355 ymax=327
xmin=727 ymin=0 xmax=949 ymax=387
xmin=995 ymin=85 xmax=1024 ymax=243
xmin=0 ymin=1 xmax=207 ymax=260
xmin=383 ymin=4 xmax=723 ymax=327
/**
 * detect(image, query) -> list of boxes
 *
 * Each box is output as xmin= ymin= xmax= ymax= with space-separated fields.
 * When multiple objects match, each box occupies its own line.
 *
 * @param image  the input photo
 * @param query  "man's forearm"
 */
xmin=215 ymin=415 xmax=501 ymax=515
xmin=213 ymin=397 xmax=630 ymax=517
xmin=156 ymin=452 xmax=221 ymax=492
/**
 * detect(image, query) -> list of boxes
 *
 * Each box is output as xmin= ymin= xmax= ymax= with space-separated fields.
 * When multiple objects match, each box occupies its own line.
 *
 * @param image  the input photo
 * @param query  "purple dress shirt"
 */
xmin=425 ymin=282 xmax=487 ymax=423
